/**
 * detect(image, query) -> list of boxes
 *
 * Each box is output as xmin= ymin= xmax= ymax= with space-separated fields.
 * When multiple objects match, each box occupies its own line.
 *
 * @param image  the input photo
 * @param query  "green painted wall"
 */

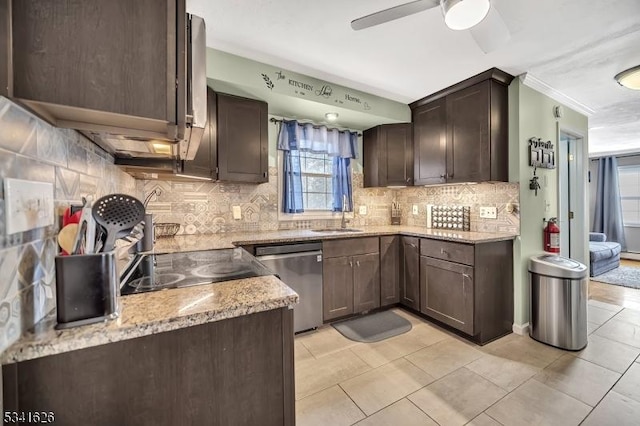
xmin=509 ymin=78 xmax=589 ymax=327
xmin=206 ymin=48 xmax=410 ymax=130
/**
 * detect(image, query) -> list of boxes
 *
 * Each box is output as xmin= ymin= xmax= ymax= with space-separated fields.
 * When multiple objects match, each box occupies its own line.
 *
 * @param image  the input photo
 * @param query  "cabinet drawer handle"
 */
xmin=406 ymin=177 xmax=411 ymax=183
xmin=263 ymin=172 xmax=268 ymax=178
xmin=410 ymin=243 xmax=417 ymax=248
xmin=440 ymin=248 xmax=448 ymax=256
xmin=463 ymin=273 xmax=471 ymax=279
xmin=440 ymin=174 xmax=446 ymax=179
xmin=349 ymin=260 xmax=353 ymax=267
xmin=356 ymin=260 xmax=360 ymax=267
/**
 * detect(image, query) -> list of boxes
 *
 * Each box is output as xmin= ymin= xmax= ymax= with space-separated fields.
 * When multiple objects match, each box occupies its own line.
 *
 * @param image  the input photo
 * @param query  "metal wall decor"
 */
xmin=529 ymin=138 xmax=555 ymax=169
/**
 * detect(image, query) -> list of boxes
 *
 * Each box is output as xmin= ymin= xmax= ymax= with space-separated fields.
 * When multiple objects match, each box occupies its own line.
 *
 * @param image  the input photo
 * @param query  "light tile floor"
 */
xmin=295 ymin=304 xmax=640 ymax=425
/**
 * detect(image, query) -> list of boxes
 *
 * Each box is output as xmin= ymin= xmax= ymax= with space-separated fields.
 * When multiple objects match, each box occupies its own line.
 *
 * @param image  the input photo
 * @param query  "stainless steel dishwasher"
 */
xmin=255 ymin=242 xmax=323 ymax=333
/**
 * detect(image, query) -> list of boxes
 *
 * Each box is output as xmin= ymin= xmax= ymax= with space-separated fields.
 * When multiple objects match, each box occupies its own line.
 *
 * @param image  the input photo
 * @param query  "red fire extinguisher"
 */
xmin=543 ymin=217 xmax=560 ymax=253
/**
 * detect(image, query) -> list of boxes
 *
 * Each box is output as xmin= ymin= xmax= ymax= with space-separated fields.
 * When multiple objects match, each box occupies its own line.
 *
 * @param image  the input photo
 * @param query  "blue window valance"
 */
xmin=277 ymin=120 xmax=358 ymax=159
xmin=277 ymin=120 xmax=357 ymax=214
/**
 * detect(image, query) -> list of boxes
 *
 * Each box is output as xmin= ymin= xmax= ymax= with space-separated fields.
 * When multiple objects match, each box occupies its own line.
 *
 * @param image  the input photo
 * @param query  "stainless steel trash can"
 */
xmin=529 ymin=254 xmax=588 ymax=350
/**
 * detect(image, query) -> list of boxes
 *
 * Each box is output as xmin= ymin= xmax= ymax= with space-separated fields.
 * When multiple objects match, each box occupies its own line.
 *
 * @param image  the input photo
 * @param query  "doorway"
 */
xmin=558 ymin=130 xmax=586 ymax=263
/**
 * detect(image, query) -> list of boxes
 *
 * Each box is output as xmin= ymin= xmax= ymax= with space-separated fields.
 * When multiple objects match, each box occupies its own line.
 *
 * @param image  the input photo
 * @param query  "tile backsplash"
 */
xmin=0 ymin=97 xmax=140 ymax=353
xmin=145 ymin=170 xmax=520 ymax=235
xmin=143 ymin=170 xmax=395 ymax=233
xmin=395 ymin=182 xmax=520 ymax=233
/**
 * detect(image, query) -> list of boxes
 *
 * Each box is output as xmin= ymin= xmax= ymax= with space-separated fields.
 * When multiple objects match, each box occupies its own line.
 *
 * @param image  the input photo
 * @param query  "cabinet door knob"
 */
xmin=349 ymin=260 xmax=353 ymax=267
xmin=263 ymin=172 xmax=268 ymax=178
xmin=440 ymin=248 xmax=448 ymax=256
xmin=406 ymin=177 xmax=411 ymax=183
xmin=356 ymin=260 xmax=360 ymax=267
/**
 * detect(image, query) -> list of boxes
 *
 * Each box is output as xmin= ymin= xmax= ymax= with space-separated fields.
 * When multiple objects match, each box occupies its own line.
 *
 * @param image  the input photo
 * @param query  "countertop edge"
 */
xmin=231 ymin=230 xmax=517 ymax=246
xmin=2 ymin=294 xmax=298 ymax=365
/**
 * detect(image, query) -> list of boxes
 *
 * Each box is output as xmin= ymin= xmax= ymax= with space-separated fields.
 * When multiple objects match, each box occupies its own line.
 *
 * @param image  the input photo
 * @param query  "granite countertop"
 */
xmin=2 ymin=225 xmax=515 ymax=365
xmin=154 ymin=225 xmax=518 ymax=253
xmin=2 ymin=275 xmax=298 ymax=364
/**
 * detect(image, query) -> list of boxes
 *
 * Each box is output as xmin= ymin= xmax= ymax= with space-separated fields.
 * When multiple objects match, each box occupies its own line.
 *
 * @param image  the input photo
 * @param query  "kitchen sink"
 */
xmin=310 ymin=228 xmax=363 ymax=233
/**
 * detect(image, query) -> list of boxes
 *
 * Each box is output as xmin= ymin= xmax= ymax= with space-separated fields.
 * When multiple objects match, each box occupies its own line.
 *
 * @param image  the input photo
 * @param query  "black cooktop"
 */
xmin=120 ymin=248 xmax=274 ymax=295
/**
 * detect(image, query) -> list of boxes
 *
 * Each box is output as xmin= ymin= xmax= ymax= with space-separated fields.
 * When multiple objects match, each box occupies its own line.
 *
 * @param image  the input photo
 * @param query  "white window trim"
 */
xmin=276 ymin=150 xmax=353 ymax=222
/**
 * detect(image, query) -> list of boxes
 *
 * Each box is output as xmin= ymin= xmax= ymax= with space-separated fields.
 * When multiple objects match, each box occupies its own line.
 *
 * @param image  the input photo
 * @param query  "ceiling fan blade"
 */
xmin=469 ymin=6 xmax=511 ymax=53
xmin=351 ymin=0 xmax=439 ymax=31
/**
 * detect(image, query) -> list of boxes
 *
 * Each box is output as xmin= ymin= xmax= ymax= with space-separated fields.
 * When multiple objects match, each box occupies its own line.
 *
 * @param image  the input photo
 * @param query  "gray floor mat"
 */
xmin=332 ymin=310 xmax=412 ymax=343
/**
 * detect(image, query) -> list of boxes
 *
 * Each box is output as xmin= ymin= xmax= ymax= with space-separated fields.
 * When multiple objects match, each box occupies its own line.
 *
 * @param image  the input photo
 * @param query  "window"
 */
xmin=298 ymin=151 xmax=334 ymax=211
xmin=619 ymin=165 xmax=640 ymax=225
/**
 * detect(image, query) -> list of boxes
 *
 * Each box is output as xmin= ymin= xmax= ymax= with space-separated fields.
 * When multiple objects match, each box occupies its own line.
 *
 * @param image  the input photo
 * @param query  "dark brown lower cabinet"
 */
xmin=420 ymin=256 xmax=474 ymax=334
xmin=323 ymin=256 xmax=355 ymax=320
xmin=353 ymin=253 xmax=381 ymax=313
xmin=2 ymin=308 xmax=295 ymax=426
xmin=419 ymin=239 xmax=513 ymax=344
xmin=379 ymin=236 xmax=400 ymax=306
xmin=322 ymin=238 xmax=380 ymax=321
xmin=400 ymin=236 xmax=420 ymax=310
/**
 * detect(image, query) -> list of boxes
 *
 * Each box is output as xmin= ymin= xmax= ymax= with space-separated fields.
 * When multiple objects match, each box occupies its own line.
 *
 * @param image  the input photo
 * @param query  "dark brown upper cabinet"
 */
xmin=182 ymin=88 xmax=218 ymax=179
xmin=182 ymin=90 xmax=268 ymax=183
xmin=363 ymin=123 xmax=413 ymax=187
xmin=411 ymin=68 xmax=514 ymax=185
xmin=217 ymin=92 xmax=269 ymax=183
xmin=8 ymin=0 xmax=207 ymax=159
xmin=413 ymin=99 xmax=447 ymax=185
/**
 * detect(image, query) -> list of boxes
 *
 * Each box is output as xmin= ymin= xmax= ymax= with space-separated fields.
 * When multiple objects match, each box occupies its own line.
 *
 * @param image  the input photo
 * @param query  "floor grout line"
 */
xmin=296 ymin=299 xmax=640 ymax=425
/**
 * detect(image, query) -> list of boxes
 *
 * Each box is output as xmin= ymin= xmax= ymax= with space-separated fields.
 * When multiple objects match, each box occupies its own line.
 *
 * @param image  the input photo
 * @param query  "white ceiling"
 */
xmin=187 ymin=0 xmax=640 ymax=155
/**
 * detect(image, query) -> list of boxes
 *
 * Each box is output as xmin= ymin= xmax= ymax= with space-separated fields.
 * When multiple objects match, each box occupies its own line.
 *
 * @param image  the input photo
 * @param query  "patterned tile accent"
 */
xmin=144 ymin=168 xmax=519 ymax=235
xmin=0 ymin=96 xmax=140 ymax=353
xmin=395 ymin=183 xmax=520 ymax=233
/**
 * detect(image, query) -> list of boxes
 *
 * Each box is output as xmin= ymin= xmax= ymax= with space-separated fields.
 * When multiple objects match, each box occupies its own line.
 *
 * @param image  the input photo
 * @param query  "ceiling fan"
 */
xmin=351 ymin=0 xmax=511 ymax=53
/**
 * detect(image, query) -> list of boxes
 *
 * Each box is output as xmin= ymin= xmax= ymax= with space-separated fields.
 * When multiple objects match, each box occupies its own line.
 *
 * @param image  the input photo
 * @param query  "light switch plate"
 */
xmin=4 ymin=178 xmax=54 ymax=234
xmin=479 ymin=206 xmax=497 ymax=219
xmin=232 ymin=205 xmax=242 ymax=220
xmin=359 ymin=205 xmax=367 ymax=215
xmin=412 ymin=205 xmax=419 ymax=215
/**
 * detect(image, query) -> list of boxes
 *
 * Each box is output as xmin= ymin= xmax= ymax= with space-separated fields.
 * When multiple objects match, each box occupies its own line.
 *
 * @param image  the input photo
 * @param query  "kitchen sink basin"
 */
xmin=311 ymin=228 xmax=363 ymax=233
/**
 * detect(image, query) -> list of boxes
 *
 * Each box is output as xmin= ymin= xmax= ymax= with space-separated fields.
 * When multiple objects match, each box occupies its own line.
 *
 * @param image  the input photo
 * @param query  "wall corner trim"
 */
xmin=519 ymin=73 xmax=595 ymax=117
xmin=512 ymin=322 xmax=530 ymax=335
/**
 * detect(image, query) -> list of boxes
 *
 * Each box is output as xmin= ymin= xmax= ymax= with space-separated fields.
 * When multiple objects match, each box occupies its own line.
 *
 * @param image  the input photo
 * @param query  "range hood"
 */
xmin=89 ymin=14 xmax=207 ymax=162
xmin=8 ymin=2 xmax=207 ymax=163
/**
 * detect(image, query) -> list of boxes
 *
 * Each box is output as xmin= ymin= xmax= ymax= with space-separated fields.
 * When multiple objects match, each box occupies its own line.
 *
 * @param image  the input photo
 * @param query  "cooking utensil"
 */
xmin=72 ymin=196 xmax=96 ymax=254
xmin=58 ymin=224 xmax=79 ymax=255
xmin=92 ymin=194 xmax=145 ymax=253
xmin=62 ymin=206 xmax=82 ymax=227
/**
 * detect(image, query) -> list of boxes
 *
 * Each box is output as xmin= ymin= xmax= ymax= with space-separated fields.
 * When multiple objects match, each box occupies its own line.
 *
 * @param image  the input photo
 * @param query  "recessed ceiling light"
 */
xmin=615 ymin=65 xmax=640 ymax=90
xmin=441 ymin=0 xmax=491 ymax=31
xmin=325 ymin=112 xmax=339 ymax=121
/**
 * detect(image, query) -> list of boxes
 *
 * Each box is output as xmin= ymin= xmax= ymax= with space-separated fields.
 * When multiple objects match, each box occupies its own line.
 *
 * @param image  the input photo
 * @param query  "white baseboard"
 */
xmin=512 ymin=322 xmax=530 ymax=335
xmin=621 ymin=252 xmax=640 ymax=261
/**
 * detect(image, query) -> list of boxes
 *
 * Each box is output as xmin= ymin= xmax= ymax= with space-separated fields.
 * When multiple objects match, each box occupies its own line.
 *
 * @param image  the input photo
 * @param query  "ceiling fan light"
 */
xmin=442 ymin=0 xmax=491 ymax=30
xmin=615 ymin=65 xmax=640 ymax=90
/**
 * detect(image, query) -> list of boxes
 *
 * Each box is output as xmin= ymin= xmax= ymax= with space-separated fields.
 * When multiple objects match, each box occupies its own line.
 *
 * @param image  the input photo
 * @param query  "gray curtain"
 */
xmin=593 ymin=156 xmax=627 ymax=250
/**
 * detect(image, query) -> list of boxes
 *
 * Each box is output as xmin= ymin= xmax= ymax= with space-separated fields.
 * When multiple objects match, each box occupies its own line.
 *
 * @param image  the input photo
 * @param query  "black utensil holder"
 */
xmin=55 ymin=252 xmax=120 ymax=329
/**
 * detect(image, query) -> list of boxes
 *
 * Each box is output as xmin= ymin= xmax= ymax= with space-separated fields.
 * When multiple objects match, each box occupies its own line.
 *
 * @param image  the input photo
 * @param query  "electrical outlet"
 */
xmin=4 ymin=178 xmax=54 ymax=234
xmin=412 ymin=205 xmax=419 ymax=215
xmin=479 ymin=206 xmax=497 ymax=219
xmin=359 ymin=205 xmax=367 ymax=215
xmin=232 ymin=205 xmax=242 ymax=220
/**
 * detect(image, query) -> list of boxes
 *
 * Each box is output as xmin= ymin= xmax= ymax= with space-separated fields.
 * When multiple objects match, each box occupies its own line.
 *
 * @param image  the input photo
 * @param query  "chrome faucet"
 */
xmin=341 ymin=194 xmax=350 ymax=229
